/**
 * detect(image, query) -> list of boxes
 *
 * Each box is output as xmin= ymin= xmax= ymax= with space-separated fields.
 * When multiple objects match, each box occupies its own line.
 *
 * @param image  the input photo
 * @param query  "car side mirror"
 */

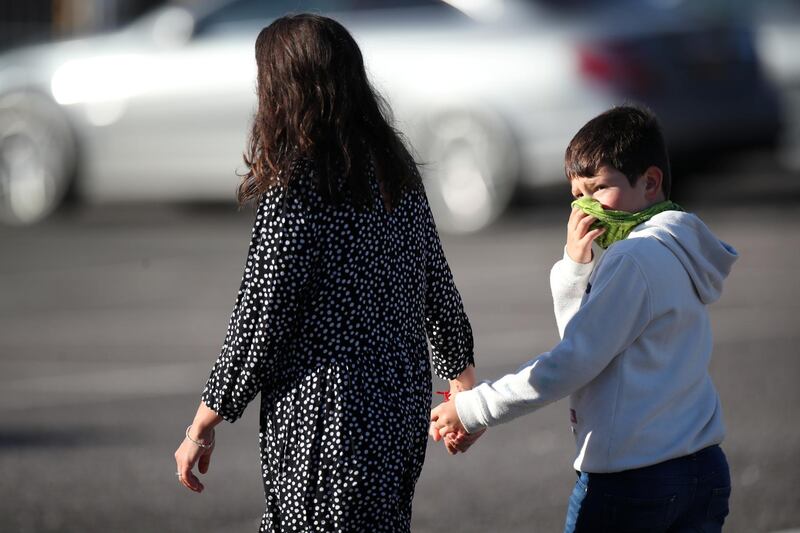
xmin=151 ymin=6 xmax=195 ymax=48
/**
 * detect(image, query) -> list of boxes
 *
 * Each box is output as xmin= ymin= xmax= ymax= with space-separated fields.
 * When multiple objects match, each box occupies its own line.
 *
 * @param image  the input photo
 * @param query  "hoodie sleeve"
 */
xmin=550 ymin=246 xmax=597 ymax=339
xmin=456 ymin=251 xmax=651 ymax=433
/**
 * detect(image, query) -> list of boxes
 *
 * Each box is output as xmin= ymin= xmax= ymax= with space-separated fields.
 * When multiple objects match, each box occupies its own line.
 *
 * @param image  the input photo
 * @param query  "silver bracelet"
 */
xmin=185 ymin=425 xmax=215 ymax=449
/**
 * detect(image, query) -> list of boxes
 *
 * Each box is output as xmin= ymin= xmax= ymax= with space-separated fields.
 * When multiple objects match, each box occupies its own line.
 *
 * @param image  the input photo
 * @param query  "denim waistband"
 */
xmin=580 ymin=444 xmax=727 ymax=480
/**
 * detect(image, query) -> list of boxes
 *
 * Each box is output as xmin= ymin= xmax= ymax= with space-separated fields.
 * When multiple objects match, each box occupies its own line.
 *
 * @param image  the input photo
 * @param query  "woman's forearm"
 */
xmin=190 ymin=401 xmax=223 ymax=439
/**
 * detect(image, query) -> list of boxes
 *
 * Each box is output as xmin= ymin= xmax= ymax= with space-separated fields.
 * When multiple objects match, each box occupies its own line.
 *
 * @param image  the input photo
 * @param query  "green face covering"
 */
xmin=571 ymin=197 xmax=683 ymax=249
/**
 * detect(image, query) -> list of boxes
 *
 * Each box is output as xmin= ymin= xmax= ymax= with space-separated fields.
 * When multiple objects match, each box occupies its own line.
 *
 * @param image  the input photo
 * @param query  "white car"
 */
xmin=0 ymin=0 xmax=782 ymax=230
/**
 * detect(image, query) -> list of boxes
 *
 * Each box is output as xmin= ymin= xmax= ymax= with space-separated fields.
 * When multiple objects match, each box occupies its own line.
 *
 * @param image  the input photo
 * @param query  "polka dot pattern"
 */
xmin=202 ymin=159 xmax=474 ymax=532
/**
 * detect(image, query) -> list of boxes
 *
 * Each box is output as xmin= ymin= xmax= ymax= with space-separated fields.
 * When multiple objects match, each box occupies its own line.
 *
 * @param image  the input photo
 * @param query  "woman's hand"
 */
xmin=174 ymin=426 xmax=215 ymax=493
xmin=174 ymin=402 xmax=223 ymax=493
xmin=445 ymin=427 xmax=486 ymax=454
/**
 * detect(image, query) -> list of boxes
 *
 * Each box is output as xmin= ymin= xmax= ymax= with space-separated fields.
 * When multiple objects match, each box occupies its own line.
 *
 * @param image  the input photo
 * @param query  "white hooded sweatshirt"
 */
xmin=454 ymin=211 xmax=738 ymax=473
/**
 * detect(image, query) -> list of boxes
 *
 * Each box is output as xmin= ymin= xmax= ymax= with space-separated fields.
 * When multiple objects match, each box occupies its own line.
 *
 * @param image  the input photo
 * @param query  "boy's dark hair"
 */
xmin=565 ymin=105 xmax=671 ymax=198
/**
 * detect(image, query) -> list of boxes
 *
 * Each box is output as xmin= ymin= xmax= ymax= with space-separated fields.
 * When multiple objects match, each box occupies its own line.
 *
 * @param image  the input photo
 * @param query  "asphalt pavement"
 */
xmin=1 ymin=158 xmax=799 ymax=533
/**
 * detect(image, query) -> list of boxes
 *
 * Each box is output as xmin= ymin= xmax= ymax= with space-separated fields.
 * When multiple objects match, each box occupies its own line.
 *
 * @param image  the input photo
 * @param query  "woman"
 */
xmin=173 ymin=14 xmax=477 ymax=532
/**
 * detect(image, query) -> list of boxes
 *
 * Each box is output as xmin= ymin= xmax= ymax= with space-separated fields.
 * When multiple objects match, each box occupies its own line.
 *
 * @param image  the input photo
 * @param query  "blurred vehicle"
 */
xmin=750 ymin=0 xmax=800 ymax=168
xmin=0 ymin=0 xmax=782 ymax=230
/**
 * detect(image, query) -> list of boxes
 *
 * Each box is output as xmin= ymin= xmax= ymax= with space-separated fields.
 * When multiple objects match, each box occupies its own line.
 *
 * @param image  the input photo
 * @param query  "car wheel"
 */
xmin=0 ymin=91 xmax=77 ymax=225
xmin=417 ymin=110 xmax=518 ymax=233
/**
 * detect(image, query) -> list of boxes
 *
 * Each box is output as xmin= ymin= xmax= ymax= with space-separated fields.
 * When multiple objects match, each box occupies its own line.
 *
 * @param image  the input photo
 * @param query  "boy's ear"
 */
xmin=643 ymin=166 xmax=663 ymax=200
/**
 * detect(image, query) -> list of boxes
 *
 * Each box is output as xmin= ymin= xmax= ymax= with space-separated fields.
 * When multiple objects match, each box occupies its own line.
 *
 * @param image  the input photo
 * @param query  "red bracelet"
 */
xmin=435 ymin=390 xmax=452 ymax=402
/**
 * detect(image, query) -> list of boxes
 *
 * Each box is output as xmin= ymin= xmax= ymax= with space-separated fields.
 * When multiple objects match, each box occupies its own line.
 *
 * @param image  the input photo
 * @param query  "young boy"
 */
xmin=430 ymin=106 xmax=738 ymax=532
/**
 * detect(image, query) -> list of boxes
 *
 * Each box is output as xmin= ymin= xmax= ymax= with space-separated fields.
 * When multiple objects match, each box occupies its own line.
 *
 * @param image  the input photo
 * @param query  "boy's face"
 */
xmin=570 ymin=165 xmax=663 ymax=213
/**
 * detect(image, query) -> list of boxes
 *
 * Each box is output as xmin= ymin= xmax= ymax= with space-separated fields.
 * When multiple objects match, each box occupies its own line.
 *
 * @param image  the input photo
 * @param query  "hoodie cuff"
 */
xmin=455 ymin=387 xmax=490 ymax=434
xmin=560 ymin=246 xmax=596 ymax=277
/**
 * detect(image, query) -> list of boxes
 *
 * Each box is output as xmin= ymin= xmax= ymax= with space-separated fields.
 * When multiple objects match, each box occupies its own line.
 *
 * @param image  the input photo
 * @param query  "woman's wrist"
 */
xmin=189 ymin=401 xmax=223 ymax=441
xmin=187 ymin=424 xmax=215 ymax=443
xmin=449 ymin=365 xmax=476 ymax=392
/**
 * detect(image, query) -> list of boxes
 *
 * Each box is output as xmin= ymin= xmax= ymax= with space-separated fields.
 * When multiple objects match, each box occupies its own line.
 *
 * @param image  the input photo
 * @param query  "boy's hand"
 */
xmin=566 ymin=207 xmax=605 ymax=263
xmin=430 ymin=398 xmax=467 ymax=445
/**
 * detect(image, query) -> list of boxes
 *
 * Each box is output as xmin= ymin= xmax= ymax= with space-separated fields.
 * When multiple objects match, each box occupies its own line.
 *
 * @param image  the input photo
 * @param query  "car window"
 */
xmin=195 ymin=0 xmax=454 ymax=33
xmin=195 ymin=0 xmax=328 ymax=32
xmin=526 ymin=0 xmax=632 ymax=10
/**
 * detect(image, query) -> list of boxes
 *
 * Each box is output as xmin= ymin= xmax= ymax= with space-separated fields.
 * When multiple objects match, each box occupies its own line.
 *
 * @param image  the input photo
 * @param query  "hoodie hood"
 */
xmin=629 ymin=210 xmax=738 ymax=304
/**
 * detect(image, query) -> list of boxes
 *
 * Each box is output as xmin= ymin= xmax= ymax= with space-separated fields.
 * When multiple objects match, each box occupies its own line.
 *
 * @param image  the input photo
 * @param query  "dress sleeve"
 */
xmin=201 ymin=165 xmax=321 ymax=423
xmin=420 ymin=190 xmax=475 ymax=380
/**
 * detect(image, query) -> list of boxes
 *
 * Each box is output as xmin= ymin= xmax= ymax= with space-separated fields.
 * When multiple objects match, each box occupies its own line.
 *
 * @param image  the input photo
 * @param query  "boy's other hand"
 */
xmin=567 ymin=207 xmax=605 ymax=263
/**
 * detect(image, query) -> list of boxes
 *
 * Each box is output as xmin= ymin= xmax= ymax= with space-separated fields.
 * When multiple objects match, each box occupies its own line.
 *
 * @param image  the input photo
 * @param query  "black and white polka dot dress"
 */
xmin=201 ymin=159 xmax=474 ymax=532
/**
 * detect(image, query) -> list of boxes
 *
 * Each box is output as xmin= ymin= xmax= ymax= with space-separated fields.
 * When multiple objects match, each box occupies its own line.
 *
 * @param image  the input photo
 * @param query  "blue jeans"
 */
xmin=564 ymin=445 xmax=731 ymax=533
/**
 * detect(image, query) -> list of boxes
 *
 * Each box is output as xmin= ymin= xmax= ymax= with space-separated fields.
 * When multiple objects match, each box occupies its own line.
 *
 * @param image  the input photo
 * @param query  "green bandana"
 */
xmin=571 ymin=197 xmax=683 ymax=249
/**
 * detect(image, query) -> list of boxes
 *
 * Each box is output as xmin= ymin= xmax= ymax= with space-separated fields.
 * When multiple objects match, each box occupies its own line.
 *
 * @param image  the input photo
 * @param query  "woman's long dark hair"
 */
xmin=238 ymin=14 xmax=420 ymax=208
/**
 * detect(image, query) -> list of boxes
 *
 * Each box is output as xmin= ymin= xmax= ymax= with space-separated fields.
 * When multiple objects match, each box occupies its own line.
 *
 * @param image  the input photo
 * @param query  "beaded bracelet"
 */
xmin=185 ymin=425 xmax=215 ymax=449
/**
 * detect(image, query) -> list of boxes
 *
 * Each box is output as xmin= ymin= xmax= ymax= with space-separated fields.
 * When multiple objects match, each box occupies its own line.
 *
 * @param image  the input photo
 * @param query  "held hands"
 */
xmin=566 ymin=207 xmax=605 ymax=264
xmin=429 ymin=365 xmax=486 ymax=455
xmin=430 ymin=394 xmax=478 ymax=454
